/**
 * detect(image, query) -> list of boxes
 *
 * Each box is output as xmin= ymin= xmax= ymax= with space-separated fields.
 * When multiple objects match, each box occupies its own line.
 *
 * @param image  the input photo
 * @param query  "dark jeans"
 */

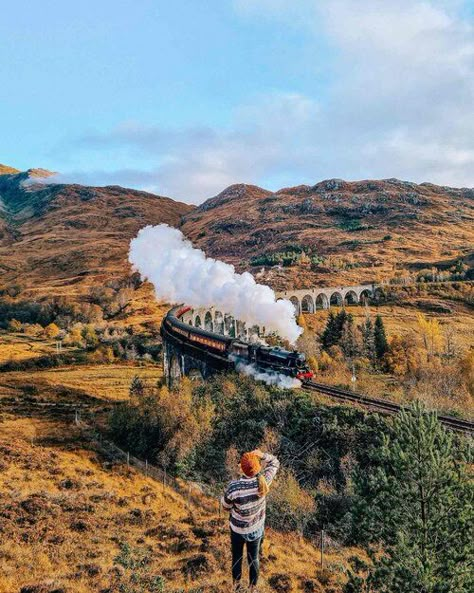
xmin=230 ymin=529 xmax=262 ymax=586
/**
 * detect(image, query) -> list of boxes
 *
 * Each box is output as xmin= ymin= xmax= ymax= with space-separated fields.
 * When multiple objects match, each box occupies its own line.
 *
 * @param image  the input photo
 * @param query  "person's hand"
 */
xmin=250 ymin=448 xmax=265 ymax=459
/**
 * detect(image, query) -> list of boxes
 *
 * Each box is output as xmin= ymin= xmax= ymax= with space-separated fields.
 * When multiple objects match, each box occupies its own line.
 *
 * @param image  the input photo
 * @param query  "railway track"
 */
xmin=303 ymin=381 xmax=474 ymax=436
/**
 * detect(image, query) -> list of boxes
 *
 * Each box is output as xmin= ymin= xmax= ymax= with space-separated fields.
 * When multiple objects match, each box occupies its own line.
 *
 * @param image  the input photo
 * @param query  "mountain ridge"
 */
xmin=1 ymin=165 xmax=474 ymax=295
xmin=0 ymin=167 xmax=193 ymax=297
xmin=182 ymin=177 xmax=474 ymax=289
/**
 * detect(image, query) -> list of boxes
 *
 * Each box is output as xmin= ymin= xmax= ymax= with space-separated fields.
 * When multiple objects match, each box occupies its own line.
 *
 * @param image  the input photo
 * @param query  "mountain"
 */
xmin=2 ymin=165 xmax=473 ymax=297
xmin=181 ymin=179 xmax=474 ymax=289
xmin=0 ymin=167 xmax=193 ymax=297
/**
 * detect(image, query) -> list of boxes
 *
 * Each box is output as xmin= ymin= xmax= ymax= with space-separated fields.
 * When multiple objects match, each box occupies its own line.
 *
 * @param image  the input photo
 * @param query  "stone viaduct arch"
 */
xmin=281 ymin=283 xmax=377 ymax=315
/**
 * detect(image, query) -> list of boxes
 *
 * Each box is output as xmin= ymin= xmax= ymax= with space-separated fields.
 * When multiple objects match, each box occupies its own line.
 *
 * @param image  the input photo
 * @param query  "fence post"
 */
xmin=145 ymin=459 xmax=148 ymax=477
xmin=320 ymin=529 xmax=324 ymax=568
xmin=75 ymin=409 xmax=79 ymax=425
xmin=127 ymin=451 xmax=130 ymax=467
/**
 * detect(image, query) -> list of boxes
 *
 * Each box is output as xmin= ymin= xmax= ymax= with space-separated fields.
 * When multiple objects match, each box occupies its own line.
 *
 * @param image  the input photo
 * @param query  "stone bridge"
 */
xmin=178 ymin=283 xmax=381 ymax=338
xmin=279 ymin=283 xmax=381 ymax=314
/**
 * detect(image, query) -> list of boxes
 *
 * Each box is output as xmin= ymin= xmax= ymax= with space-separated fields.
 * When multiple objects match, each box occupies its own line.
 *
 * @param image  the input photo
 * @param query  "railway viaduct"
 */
xmin=161 ymin=283 xmax=381 ymax=387
xmin=175 ymin=283 xmax=381 ymax=340
xmin=280 ymin=283 xmax=382 ymax=314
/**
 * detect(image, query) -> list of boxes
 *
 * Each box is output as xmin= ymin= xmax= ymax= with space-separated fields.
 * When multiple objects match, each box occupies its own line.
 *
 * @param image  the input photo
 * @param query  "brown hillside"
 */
xmin=0 ymin=169 xmax=193 ymax=297
xmin=181 ymin=179 xmax=474 ymax=289
xmin=0 ymin=414 xmax=354 ymax=593
xmin=0 ymin=163 xmax=20 ymax=175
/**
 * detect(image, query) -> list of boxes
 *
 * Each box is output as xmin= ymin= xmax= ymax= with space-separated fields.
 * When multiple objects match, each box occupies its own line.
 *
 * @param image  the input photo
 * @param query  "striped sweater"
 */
xmin=221 ymin=453 xmax=280 ymax=535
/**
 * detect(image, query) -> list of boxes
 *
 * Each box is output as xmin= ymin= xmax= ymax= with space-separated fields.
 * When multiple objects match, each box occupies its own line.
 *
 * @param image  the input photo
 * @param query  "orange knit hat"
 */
xmin=240 ymin=452 xmax=261 ymax=477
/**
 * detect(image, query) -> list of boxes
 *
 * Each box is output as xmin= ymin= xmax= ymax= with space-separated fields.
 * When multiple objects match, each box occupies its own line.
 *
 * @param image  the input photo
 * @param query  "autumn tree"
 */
xmin=416 ymin=313 xmax=442 ymax=358
xmin=63 ymin=325 xmax=85 ymax=348
xmin=43 ymin=322 xmax=61 ymax=339
xmin=109 ymin=377 xmax=214 ymax=474
xmin=7 ymin=318 xmax=22 ymax=332
xmin=267 ymin=468 xmax=316 ymax=536
xmin=81 ymin=325 xmax=99 ymax=348
xmin=385 ymin=334 xmax=422 ymax=376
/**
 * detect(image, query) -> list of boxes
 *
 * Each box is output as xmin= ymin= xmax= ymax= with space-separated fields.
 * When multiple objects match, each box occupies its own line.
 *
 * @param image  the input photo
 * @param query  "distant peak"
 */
xmin=26 ymin=167 xmax=56 ymax=179
xmin=0 ymin=163 xmax=20 ymax=175
xmin=198 ymin=183 xmax=271 ymax=212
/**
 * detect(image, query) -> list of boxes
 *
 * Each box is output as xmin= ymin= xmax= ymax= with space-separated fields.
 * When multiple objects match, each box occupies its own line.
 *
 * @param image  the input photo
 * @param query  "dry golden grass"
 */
xmin=0 ymin=415 xmax=357 ymax=593
xmin=0 ymin=332 xmax=66 ymax=364
xmin=0 ymin=364 xmax=163 ymax=403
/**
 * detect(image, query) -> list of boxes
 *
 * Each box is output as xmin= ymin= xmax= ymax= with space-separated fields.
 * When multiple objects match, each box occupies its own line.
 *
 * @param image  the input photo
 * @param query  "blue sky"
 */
xmin=1 ymin=0 xmax=473 ymax=202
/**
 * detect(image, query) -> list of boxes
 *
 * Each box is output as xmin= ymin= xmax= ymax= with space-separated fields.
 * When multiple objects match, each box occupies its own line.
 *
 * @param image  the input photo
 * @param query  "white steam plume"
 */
xmin=129 ymin=224 xmax=302 ymax=344
xmin=236 ymin=361 xmax=302 ymax=390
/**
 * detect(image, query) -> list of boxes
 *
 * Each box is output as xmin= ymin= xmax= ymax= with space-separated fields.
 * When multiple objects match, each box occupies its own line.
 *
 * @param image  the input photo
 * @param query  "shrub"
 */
xmin=7 ymin=318 xmax=22 ymax=332
xmin=267 ymin=468 xmax=316 ymax=535
xmin=43 ymin=323 xmax=61 ymax=339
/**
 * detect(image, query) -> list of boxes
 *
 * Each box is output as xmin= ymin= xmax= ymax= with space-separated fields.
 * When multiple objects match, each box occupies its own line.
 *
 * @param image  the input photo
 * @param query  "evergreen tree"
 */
xmin=129 ymin=375 xmax=145 ymax=398
xmin=374 ymin=315 xmax=388 ymax=361
xmin=341 ymin=314 xmax=359 ymax=359
xmin=321 ymin=312 xmax=338 ymax=350
xmin=347 ymin=403 xmax=473 ymax=593
xmin=321 ymin=310 xmax=356 ymax=355
xmin=359 ymin=316 xmax=375 ymax=363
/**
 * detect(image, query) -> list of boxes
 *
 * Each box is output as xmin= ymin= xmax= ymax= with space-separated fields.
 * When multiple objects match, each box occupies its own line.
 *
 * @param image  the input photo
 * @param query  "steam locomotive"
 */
xmin=162 ymin=306 xmax=314 ymax=381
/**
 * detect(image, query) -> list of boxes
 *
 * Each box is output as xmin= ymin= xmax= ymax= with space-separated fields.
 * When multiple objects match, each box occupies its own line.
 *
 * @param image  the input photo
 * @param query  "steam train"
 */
xmin=162 ymin=306 xmax=314 ymax=381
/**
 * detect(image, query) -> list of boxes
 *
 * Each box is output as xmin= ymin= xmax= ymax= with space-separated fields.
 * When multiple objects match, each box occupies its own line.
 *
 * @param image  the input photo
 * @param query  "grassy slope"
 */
xmin=0 ymin=415 xmax=355 ymax=593
xmin=0 ymin=172 xmax=194 ymax=298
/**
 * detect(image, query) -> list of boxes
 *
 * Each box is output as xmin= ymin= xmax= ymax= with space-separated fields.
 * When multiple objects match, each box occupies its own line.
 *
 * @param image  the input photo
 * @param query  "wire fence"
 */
xmin=73 ymin=408 xmax=223 ymax=516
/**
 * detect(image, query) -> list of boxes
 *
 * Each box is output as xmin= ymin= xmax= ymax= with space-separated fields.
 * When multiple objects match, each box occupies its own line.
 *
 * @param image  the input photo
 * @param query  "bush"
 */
xmin=7 ymin=318 xmax=22 ymax=332
xmin=267 ymin=468 xmax=316 ymax=535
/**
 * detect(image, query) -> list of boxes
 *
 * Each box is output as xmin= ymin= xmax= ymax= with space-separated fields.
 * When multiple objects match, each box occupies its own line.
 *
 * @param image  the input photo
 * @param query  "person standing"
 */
xmin=221 ymin=448 xmax=280 ymax=591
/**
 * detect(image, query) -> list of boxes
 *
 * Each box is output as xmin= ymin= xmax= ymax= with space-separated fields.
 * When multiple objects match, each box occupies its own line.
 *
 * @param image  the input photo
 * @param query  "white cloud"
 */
xmin=52 ymin=93 xmax=321 ymax=202
xmin=55 ymin=0 xmax=474 ymax=200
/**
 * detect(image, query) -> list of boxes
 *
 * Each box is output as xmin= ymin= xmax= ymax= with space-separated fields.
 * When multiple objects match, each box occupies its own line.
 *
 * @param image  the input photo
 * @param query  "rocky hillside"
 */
xmin=0 ymin=166 xmax=193 ymax=297
xmin=181 ymin=179 xmax=474 ymax=290
xmin=2 ymin=165 xmax=473 ymax=296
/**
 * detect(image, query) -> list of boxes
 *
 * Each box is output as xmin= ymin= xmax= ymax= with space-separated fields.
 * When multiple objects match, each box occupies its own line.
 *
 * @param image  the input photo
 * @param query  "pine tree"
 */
xmin=321 ymin=310 xmax=355 ymax=354
xmin=359 ymin=316 xmax=375 ymax=363
xmin=374 ymin=315 xmax=388 ymax=362
xmin=129 ymin=375 xmax=145 ymax=398
xmin=341 ymin=314 xmax=359 ymax=359
xmin=347 ymin=402 xmax=473 ymax=593
xmin=321 ymin=312 xmax=338 ymax=350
